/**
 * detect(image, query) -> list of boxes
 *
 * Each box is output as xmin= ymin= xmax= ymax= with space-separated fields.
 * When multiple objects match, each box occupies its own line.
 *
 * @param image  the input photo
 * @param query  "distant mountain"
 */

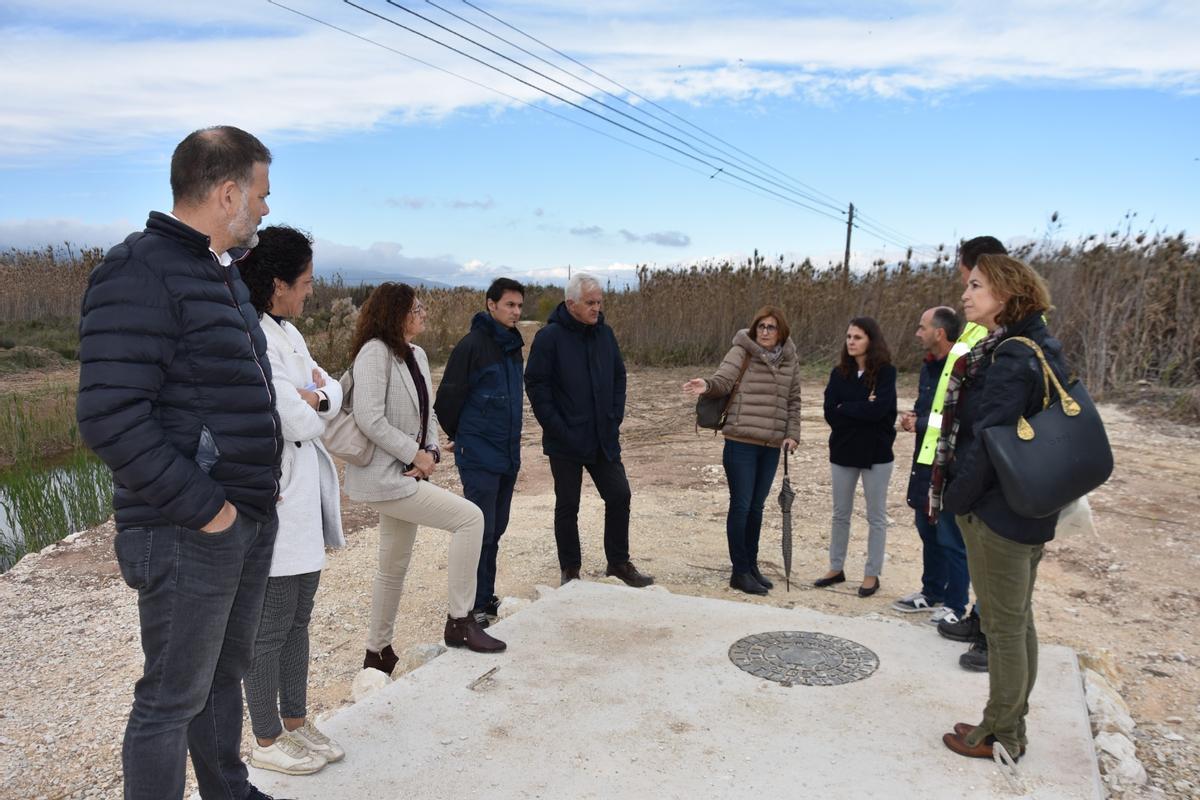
xmin=313 ymin=267 xmax=456 ymax=289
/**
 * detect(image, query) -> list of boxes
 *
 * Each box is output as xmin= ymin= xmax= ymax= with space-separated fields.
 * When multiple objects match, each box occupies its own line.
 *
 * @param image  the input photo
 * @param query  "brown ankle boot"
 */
xmin=444 ymin=615 xmax=507 ymax=653
xmin=363 ymin=644 xmax=399 ymax=675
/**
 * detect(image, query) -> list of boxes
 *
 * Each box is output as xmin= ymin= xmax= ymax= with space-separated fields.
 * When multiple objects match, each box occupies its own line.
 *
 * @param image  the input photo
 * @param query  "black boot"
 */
xmin=749 ymin=565 xmax=774 ymax=590
xmin=363 ymin=644 xmax=399 ymax=676
xmin=730 ymin=572 xmax=768 ymax=595
xmin=959 ymin=638 xmax=989 ymax=672
xmin=445 ymin=615 xmax=507 ymax=653
xmin=939 ymin=607 xmax=982 ymax=642
xmin=605 ymin=561 xmax=654 ymax=588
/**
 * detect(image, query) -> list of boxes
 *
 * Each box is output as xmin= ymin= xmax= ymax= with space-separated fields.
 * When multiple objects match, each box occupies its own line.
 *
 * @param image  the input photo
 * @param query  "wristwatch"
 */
xmin=316 ymin=390 xmax=329 ymax=413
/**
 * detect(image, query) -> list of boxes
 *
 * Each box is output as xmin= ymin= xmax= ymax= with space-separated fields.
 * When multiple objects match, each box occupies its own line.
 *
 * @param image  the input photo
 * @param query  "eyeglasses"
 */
xmin=757 ymin=323 xmax=778 ymax=332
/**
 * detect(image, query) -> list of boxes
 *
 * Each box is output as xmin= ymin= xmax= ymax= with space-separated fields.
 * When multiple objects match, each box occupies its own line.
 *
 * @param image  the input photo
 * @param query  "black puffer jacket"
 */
xmin=77 ymin=212 xmax=282 ymax=531
xmin=525 ymin=302 xmax=625 ymax=463
xmin=943 ymin=313 xmax=1069 ymax=544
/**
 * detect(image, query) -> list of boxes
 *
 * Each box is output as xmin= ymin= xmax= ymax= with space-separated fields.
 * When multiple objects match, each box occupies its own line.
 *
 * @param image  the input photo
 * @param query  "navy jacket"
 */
xmin=525 ymin=302 xmax=626 ymax=463
xmin=77 ymin=212 xmax=282 ymax=531
xmin=905 ymin=354 xmax=946 ymax=510
xmin=942 ymin=313 xmax=1069 ymax=544
xmin=434 ymin=312 xmax=524 ymax=476
xmin=823 ymin=364 xmax=897 ymax=468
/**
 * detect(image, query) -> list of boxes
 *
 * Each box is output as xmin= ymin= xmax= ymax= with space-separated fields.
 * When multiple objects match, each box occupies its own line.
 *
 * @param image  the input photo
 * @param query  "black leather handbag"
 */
xmin=981 ymin=337 xmax=1113 ymax=519
xmin=696 ymin=352 xmax=750 ymax=431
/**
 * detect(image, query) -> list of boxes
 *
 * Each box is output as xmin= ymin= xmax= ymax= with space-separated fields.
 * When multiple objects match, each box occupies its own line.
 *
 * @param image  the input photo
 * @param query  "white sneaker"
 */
xmin=892 ymin=591 xmax=938 ymax=613
xmin=249 ymin=732 xmax=328 ymax=775
xmin=929 ymin=607 xmax=960 ymax=626
xmin=290 ymin=720 xmax=345 ymax=763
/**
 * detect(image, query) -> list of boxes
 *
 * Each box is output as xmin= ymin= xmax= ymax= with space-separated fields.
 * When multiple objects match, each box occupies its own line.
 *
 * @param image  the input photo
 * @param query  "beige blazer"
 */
xmin=343 ymin=338 xmax=441 ymax=502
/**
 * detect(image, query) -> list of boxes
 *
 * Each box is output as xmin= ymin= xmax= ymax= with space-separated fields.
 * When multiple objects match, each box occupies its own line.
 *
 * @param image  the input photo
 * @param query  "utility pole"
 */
xmin=842 ymin=202 xmax=854 ymax=290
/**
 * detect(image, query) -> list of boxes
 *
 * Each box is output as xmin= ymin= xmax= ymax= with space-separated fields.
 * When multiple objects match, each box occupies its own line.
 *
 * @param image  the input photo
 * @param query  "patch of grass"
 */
xmin=0 ymin=382 xmax=80 ymax=468
xmin=0 ymin=449 xmax=112 ymax=572
xmin=0 ymin=317 xmax=79 ymax=360
xmin=0 ymin=346 xmax=71 ymax=375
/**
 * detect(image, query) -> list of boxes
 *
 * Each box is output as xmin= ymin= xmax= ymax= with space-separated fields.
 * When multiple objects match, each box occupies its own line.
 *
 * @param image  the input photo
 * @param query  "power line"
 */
xmin=273 ymin=0 xmax=944 ymax=262
xmin=386 ymin=0 xmax=842 ymax=215
xmin=271 ymin=1 xmax=857 ymax=223
xmin=425 ymin=0 xmax=846 ymax=216
xmin=458 ymin=0 xmax=851 ymax=212
xmin=339 ymin=0 xmax=850 ymax=224
xmin=267 ymin=1 xmax=721 ymax=182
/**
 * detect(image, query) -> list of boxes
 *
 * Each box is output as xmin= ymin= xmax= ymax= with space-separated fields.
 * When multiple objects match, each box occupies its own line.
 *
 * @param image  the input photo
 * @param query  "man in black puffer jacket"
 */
xmin=77 ymin=126 xmax=283 ymax=800
xmin=525 ymin=273 xmax=653 ymax=588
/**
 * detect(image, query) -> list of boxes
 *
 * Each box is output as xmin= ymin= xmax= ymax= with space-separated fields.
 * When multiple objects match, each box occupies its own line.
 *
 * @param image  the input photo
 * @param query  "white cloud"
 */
xmin=0 ymin=218 xmax=134 ymax=250
xmin=1 ymin=0 xmax=1197 ymax=160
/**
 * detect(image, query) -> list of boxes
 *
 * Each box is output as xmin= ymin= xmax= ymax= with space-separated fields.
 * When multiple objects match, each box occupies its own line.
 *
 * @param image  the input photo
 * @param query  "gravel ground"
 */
xmin=1 ymin=366 xmax=1197 ymax=799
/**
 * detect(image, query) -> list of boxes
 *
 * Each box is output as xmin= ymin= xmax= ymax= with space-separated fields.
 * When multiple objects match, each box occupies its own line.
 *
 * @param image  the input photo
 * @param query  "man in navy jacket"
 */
xmin=77 ymin=126 xmax=283 ymax=800
xmin=525 ymin=273 xmax=653 ymax=588
xmin=895 ymin=307 xmax=970 ymax=624
xmin=435 ymin=278 xmax=526 ymax=626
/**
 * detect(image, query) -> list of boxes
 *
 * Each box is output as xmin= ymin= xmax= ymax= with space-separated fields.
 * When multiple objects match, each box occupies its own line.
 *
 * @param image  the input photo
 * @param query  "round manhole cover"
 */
xmin=728 ymin=631 xmax=879 ymax=686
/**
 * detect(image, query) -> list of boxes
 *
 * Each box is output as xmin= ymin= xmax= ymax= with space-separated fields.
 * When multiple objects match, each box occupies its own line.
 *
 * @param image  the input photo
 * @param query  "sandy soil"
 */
xmin=1 ymin=365 xmax=1197 ymax=799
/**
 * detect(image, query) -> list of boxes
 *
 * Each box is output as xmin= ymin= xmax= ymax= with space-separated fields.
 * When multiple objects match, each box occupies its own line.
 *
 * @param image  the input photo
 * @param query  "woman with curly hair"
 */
xmin=237 ymin=225 xmax=345 ymax=775
xmin=345 ymin=283 xmax=505 ymax=677
xmin=814 ymin=316 xmax=897 ymax=597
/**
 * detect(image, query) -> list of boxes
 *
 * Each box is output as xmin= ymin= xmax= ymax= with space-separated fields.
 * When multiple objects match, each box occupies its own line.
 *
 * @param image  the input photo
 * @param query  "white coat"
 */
xmin=260 ymin=314 xmax=346 ymax=577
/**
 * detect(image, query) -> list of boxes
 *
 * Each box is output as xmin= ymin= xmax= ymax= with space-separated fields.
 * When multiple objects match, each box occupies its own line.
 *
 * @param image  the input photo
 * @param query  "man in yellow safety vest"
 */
xmin=916 ymin=236 xmax=1008 ymax=673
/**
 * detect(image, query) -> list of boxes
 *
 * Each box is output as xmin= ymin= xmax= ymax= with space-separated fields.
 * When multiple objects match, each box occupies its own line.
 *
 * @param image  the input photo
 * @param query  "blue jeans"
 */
xmin=722 ymin=439 xmax=781 ymax=574
xmin=113 ymin=510 xmax=277 ymax=800
xmin=913 ymin=507 xmax=969 ymax=616
xmin=459 ymin=467 xmax=517 ymax=611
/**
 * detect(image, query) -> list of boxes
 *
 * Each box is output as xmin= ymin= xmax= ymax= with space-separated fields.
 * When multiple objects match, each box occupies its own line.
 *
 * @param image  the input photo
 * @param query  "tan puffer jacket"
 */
xmin=703 ymin=329 xmax=802 ymax=446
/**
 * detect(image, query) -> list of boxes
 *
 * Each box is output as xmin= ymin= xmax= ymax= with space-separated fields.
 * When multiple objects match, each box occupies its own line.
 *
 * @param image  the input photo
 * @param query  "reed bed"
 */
xmin=0 ymin=449 xmax=112 ymax=571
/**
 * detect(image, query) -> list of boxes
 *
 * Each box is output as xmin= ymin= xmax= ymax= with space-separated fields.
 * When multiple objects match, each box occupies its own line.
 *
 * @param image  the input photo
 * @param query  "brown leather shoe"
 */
xmin=943 ymin=731 xmax=1023 ymax=761
xmin=605 ymin=561 xmax=654 ymax=588
xmin=445 ymin=615 xmax=507 ymax=653
xmin=363 ymin=644 xmax=399 ymax=676
xmin=560 ymin=566 xmax=581 ymax=586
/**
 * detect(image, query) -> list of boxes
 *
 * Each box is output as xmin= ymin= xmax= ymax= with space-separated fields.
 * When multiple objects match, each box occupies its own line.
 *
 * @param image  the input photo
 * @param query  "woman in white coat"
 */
xmin=345 ymin=282 xmax=505 ymax=676
xmin=238 ymin=226 xmax=346 ymax=776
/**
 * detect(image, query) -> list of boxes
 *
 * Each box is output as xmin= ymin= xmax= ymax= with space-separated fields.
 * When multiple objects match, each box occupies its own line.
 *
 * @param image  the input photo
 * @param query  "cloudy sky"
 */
xmin=1 ymin=0 xmax=1196 ymax=287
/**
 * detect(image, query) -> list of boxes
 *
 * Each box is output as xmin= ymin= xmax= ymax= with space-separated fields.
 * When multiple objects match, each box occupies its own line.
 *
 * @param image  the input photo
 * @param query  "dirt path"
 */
xmin=1 ymin=366 xmax=1197 ymax=799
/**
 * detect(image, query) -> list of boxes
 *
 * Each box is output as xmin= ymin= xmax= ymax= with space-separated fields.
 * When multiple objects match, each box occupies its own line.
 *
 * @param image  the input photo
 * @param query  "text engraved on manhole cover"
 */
xmin=728 ymin=631 xmax=879 ymax=686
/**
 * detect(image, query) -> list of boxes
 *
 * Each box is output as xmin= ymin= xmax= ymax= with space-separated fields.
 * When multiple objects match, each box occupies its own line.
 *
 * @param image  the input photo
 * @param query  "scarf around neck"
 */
xmin=928 ymin=324 xmax=1008 ymax=520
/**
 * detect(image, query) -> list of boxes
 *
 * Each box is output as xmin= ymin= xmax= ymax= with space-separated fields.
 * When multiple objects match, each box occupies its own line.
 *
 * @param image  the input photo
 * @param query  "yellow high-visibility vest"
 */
xmin=916 ymin=322 xmax=988 ymax=466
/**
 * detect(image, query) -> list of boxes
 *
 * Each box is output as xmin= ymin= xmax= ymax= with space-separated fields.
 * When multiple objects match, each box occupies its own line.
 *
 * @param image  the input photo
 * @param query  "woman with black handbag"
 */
xmin=682 ymin=306 xmax=802 ymax=595
xmin=931 ymin=254 xmax=1069 ymax=764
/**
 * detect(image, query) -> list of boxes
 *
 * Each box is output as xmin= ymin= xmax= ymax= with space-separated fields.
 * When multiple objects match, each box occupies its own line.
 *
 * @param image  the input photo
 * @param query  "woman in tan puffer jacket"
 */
xmin=683 ymin=305 xmax=803 ymax=595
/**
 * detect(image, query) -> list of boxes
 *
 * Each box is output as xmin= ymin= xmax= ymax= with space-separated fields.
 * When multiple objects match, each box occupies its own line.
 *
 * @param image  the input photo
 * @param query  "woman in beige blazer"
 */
xmin=683 ymin=305 xmax=802 ymax=595
xmin=344 ymin=283 xmax=505 ymax=674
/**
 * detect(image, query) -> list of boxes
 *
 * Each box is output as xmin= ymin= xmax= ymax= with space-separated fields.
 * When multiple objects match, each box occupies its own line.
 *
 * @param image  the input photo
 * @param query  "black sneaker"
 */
xmin=246 ymin=787 xmax=295 ymax=800
xmin=959 ymin=640 xmax=989 ymax=673
xmin=482 ymin=595 xmax=501 ymax=617
xmin=471 ymin=609 xmax=491 ymax=629
xmin=939 ymin=608 xmax=981 ymax=642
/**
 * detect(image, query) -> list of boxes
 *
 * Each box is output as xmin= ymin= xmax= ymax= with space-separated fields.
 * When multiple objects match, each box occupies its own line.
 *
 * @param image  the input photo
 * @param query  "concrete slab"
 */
xmin=252 ymin=581 xmax=1102 ymax=799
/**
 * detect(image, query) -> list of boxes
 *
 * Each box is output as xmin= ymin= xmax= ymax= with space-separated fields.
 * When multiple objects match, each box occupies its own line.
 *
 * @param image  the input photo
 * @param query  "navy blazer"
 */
xmin=823 ymin=363 xmax=898 ymax=468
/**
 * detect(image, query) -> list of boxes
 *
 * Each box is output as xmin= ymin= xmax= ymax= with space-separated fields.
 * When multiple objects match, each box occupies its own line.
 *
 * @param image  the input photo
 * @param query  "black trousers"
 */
xmin=548 ymin=454 xmax=631 ymax=569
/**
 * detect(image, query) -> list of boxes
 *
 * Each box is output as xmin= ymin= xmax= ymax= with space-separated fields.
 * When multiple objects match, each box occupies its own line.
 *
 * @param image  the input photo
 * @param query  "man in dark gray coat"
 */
xmin=77 ymin=126 xmax=283 ymax=800
xmin=525 ymin=272 xmax=653 ymax=588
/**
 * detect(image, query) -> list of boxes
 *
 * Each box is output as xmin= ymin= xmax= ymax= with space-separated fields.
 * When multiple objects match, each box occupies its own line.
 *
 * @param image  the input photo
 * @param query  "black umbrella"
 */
xmin=778 ymin=448 xmax=795 ymax=591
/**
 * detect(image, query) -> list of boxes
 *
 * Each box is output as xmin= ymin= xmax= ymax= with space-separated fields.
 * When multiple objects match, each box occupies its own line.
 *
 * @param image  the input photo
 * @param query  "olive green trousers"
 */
xmin=957 ymin=513 xmax=1044 ymax=754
